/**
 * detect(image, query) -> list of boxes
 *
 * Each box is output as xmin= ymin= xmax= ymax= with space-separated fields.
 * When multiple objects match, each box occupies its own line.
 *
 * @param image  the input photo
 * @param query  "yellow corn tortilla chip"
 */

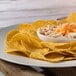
xmin=70 ymin=42 xmax=76 ymax=47
xmin=22 ymin=30 xmax=41 ymax=42
xmin=46 ymin=20 xmax=58 ymax=25
xmin=6 ymin=30 xmax=19 ymax=41
xmin=64 ymin=57 xmax=76 ymax=60
xmin=10 ymin=33 xmax=33 ymax=49
xmin=30 ymin=48 xmax=50 ymax=59
xmin=44 ymin=52 xmax=65 ymax=62
xmin=30 ymin=52 xmax=45 ymax=60
xmin=5 ymin=40 xmax=31 ymax=57
xmin=58 ymin=13 xmax=76 ymax=24
xmin=18 ymin=23 xmax=35 ymax=32
xmin=11 ymin=32 xmax=42 ymax=49
xmin=41 ymin=42 xmax=69 ymax=50
xmin=66 ymin=13 xmax=76 ymax=23
xmin=60 ymin=50 xmax=74 ymax=57
xmin=21 ymin=40 xmax=34 ymax=51
xmin=23 ymin=30 xmax=37 ymax=37
xmin=58 ymin=19 xmax=68 ymax=24
xmin=5 ymin=47 xmax=30 ymax=57
xmin=8 ymin=52 xmax=28 ymax=57
xmin=68 ymin=47 xmax=76 ymax=56
xmin=30 ymin=51 xmax=64 ymax=62
xmin=6 ymin=33 xmax=34 ymax=51
xmin=33 ymin=48 xmax=50 ymax=55
xmin=32 ymin=20 xmax=57 ymax=30
xmin=32 ymin=20 xmax=47 ymax=29
xmin=55 ymin=43 xmax=70 ymax=49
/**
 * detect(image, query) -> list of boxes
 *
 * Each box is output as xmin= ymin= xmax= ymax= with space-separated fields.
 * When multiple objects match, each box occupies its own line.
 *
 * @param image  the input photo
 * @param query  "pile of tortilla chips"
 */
xmin=4 ymin=13 xmax=76 ymax=63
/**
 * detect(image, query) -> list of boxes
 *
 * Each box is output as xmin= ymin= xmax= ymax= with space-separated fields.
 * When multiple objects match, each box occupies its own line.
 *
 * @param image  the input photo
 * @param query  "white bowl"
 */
xmin=37 ymin=30 xmax=76 ymax=43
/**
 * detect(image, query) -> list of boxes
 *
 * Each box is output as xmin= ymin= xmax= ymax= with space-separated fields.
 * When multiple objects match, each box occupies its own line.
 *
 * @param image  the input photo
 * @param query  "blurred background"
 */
xmin=0 ymin=0 xmax=76 ymax=27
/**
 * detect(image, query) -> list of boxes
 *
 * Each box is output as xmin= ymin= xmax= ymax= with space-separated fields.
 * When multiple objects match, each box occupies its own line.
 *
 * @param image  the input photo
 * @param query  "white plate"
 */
xmin=0 ymin=25 xmax=76 ymax=68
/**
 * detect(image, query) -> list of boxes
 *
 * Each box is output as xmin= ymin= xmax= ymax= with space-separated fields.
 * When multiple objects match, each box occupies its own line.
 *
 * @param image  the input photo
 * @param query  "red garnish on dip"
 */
xmin=54 ymin=23 xmax=76 ymax=36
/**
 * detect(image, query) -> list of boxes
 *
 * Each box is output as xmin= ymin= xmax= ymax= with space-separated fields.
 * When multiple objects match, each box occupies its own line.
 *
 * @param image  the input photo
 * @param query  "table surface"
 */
xmin=1 ymin=60 xmax=76 ymax=76
xmin=0 ymin=0 xmax=76 ymax=28
xmin=1 ymin=0 xmax=76 ymax=76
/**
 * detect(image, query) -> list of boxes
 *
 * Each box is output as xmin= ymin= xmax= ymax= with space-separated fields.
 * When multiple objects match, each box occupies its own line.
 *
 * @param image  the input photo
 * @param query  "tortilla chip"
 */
xmin=30 ymin=52 xmax=45 ymax=60
xmin=46 ymin=20 xmax=58 ymax=25
xmin=66 ymin=13 xmax=76 ymax=23
xmin=8 ymin=52 xmax=28 ymax=57
xmin=64 ymin=57 xmax=76 ymax=60
xmin=32 ymin=20 xmax=47 ymax=29
xmin=41 ymin=42 xmax=69 ymax=50
xmin=55 ymin=43 xmax=70 ymax=49
xmin=58 ymin=19 xmax=67 ymax=24
xmin=6 ymin=30 xmax=19 ymax=41
xmin=30 ymin=49 xmax=64 ymax=62
xmin=34 ymin=48 xmax=50 ymax=55
xmin=70 ymin=42 xmax=76 ymax=47
xmin=32 ymin=20 xmax=58 ymax=30
xmin=11 ymin=32 xmax=42 ymax=49
xmin=22 ymin=30 xmax=41 ymax=42
xmin=5 ymin=47 xmax=30 ymax=57
xmin=69 ymin=47 xmax=76 ymax=56
xmin=44 ymin=52 xmax=65 ymax=62
xmin=18 ymin=23 xmax=35 ymax=32
xmin=58 ymin=13 xmax=76 ymax=24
